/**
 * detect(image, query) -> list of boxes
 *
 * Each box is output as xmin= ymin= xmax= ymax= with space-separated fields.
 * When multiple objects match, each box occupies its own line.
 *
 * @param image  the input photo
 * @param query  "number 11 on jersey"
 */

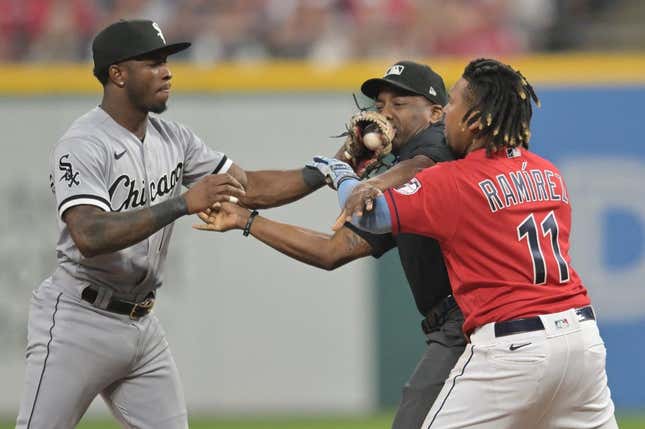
xmin=517 ymin=211 xmax=571 ymax=285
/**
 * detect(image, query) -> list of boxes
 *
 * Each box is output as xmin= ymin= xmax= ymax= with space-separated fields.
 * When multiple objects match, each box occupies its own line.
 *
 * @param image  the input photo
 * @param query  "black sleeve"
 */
xmin=402 ymin=122 xmax=456 ymax=163
xmin=344 ymin=222 xmax=396 ymax=258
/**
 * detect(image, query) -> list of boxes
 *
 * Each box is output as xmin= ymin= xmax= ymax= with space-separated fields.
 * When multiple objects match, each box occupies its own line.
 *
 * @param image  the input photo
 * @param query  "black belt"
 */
xmin=421 ymin=295 xmax=458 ymax=335
xmin=494 ymin=306 xmax=595 ymax=338
xmin=81 ymin=287 xmax=155 ymax=320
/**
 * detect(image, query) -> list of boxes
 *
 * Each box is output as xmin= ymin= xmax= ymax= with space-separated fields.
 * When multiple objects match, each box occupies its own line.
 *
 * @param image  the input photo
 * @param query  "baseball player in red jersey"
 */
xmin=327 ymin=58 xmax=617 ymax=428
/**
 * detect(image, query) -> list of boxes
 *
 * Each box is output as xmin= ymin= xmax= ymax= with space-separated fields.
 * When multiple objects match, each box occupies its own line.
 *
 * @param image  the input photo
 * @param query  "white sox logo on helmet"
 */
xmin=152 ymin=22 xmax=166 ymax=44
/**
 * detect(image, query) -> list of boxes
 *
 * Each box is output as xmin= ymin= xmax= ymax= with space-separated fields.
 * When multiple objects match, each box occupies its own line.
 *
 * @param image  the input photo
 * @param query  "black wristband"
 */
xmin=301 ymin=166 xmax=326 ymax=190
xmin=243 ymin=210 xmax=259 ymax=237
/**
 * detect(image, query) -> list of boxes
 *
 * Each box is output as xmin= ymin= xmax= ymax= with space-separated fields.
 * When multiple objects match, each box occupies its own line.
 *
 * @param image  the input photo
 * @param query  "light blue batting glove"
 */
xmin=305 ymin=156 xmax=359 ymax=190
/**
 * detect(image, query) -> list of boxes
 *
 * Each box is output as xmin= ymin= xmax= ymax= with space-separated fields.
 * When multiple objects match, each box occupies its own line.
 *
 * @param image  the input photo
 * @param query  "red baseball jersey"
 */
xmin=384 ymin=147 xmax=590 ymax=334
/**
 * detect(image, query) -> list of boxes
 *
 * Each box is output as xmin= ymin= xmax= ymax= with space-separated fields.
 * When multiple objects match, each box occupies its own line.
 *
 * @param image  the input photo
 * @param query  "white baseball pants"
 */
xmin=421 ymin=307 xmax=617 ymax=429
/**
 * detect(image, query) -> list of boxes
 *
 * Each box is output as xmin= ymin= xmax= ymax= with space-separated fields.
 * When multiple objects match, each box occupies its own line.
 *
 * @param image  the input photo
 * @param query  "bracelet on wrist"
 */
xmin=243 ymin=210 xmax=259 ymax=237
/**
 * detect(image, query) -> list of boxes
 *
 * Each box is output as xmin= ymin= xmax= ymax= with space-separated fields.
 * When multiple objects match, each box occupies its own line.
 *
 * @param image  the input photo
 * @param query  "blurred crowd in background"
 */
xmin=0 ymin=0 xmax=642 ymax=64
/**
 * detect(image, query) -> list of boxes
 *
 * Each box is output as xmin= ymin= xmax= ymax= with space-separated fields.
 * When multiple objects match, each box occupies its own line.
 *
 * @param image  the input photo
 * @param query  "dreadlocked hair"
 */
xmin=461 ymin=58 xmax=540 ymax=155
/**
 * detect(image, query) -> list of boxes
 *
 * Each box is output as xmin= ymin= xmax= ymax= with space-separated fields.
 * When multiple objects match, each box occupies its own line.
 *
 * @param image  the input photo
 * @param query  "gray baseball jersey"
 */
xmin=49 ymin=106 xmax=230 ymax=302
xmin=16 ymin=107 xmax=230 ymax=429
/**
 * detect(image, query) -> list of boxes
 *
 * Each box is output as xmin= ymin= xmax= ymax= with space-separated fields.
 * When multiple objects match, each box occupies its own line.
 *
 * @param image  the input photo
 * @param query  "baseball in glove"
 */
xmin=338 ymin=111 xmax=395 ymax=178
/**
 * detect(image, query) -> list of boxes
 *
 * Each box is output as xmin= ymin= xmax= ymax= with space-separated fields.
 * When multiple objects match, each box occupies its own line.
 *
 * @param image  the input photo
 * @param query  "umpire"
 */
xmin=196 ymin=61 xmax=467 ymax=429
xmin=350 ymin=62 xmax=466 ymax=429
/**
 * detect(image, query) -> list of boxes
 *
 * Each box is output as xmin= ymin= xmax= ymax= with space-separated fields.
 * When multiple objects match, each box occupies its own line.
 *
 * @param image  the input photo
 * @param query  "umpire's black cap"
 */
xmin=92 ymin=19 xmax=190 ymax=76
xmin=361 ymin=60 xmax=447 ymax=106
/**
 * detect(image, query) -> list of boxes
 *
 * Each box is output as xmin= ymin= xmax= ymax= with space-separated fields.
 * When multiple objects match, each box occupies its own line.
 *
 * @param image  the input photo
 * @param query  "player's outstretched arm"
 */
xmin=333 ymin=178 xmax=392 ymax=234
xmin=226 ymin=163 xmax=324 ymax=210
xmin=364 ymin=154 xmax=434 ymax=189
xmin=194 ymin=202 xmax=373 ymax=270
xmin=219 ymin=142 xmax=425 ymax=211
xmin=65 ymin=174 xmax=245 ymax=258
xmin=345 ymin=155 xmax=433 ymax=216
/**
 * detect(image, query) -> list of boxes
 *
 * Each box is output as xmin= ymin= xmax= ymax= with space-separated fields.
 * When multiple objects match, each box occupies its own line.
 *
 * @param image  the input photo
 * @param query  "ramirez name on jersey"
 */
xmin=478 ymin=165 xmax=569 ymax=213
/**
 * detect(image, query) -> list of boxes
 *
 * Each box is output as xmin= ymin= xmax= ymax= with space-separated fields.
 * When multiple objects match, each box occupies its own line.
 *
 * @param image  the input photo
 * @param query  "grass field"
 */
xmin=2 ymin=413 xmax=644 ymax=428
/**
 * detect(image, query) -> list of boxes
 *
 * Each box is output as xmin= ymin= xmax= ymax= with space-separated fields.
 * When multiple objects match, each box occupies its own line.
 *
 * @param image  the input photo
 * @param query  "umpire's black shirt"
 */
xmin=346 ymin=122 xmax=455 ymax=317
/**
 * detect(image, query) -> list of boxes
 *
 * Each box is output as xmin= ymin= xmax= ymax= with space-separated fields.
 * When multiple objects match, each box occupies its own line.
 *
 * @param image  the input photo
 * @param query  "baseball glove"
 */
xmin=339 ymin=111 xmax=395 ymax=178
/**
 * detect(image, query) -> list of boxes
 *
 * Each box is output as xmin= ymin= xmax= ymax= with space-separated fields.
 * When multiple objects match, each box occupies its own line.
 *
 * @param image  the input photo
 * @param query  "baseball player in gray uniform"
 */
xmin=16 ymin=20 xmax=326 ymax=429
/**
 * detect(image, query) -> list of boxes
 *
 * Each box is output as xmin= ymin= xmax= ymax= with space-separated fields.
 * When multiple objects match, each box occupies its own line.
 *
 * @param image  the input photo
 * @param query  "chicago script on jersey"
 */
xmin=108 ymin=162 xmax=183 ymax=211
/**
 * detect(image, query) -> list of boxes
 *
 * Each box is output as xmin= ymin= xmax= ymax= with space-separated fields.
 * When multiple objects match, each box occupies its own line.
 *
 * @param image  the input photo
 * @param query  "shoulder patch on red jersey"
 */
xmin=394 ymin=178 xmax=421 ymax=195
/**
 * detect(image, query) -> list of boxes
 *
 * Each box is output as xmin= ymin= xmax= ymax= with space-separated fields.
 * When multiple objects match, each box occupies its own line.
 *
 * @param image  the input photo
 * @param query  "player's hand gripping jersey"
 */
xmin=384 ymin=147 xmax=590 ymax=334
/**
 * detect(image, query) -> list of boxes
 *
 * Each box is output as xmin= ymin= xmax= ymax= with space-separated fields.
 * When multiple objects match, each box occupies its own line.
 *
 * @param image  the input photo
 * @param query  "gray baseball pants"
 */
xmin=15 ymin=280 xmax=187 ymax=429
xmin=392 ymin=308 xmax=466 ymax=429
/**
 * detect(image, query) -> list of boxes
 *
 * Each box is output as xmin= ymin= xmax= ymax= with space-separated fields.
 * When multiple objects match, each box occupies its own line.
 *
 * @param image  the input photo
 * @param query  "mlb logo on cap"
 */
xmin=361 ymin=60 xmax=447 ymax=106
xmin=386 ymin=65 xmax=405 ymax=76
